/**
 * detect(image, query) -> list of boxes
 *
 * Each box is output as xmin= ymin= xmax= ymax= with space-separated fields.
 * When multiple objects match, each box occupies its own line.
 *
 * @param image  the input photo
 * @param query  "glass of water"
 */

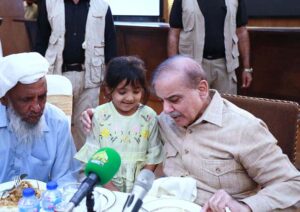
xmin=55 ymin=183 xmax=102 ymax=212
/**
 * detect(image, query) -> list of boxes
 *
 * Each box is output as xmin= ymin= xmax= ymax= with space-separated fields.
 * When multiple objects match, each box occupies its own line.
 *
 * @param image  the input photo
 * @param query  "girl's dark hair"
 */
xmin=104 ymin=56 xmax=150 ymax=104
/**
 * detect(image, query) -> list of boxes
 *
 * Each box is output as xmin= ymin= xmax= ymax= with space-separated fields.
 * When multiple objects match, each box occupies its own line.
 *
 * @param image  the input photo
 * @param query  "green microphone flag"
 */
xmin=85 ymin=147 xmax=121 ymax=185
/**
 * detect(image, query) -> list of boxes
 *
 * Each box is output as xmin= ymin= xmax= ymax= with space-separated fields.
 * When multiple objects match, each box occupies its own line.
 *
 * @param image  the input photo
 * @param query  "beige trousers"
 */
xmin=202 ymin=58 xmax=237 ymax=94
xmin=63 ymin=71 xmax=100 ymax=150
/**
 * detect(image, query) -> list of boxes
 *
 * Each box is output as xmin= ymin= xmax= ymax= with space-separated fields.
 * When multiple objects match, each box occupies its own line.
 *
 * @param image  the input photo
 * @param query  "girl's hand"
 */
xmin=80 ymin=108 xmax=94 ymax=133
xmin=103 ymin=181 xmax=119 ymax=191
xmin=143 ymin=164 xmax=157 ymax=172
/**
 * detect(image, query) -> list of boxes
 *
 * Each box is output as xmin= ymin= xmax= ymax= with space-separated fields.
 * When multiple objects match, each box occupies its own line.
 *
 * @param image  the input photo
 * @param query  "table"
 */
xmin=98 ymin=191 xmax=201 ymax=211
xmin=103 ymin=191 xmax=127 ymax=211
xmin=101 ymin=191 xmax=156 ymax=211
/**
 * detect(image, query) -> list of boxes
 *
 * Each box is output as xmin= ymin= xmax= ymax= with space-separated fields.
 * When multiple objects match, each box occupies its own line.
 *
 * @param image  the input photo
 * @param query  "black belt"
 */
xmin=203 ymin=54 xmax=225 ymax=60
xmin=62 ymin=63 xmax=84 ymax=72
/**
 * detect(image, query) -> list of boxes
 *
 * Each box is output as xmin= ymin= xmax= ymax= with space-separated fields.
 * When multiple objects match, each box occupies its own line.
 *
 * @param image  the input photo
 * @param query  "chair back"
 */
xmin=222 ymin=94 xmax=300 ymax=164
xmin=46 ymin=75 xmax=73 ymax=125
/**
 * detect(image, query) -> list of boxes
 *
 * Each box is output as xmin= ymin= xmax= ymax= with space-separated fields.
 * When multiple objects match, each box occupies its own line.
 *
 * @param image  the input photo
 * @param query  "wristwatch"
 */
xmin=244 ymin=68 xmax=253 ymax=73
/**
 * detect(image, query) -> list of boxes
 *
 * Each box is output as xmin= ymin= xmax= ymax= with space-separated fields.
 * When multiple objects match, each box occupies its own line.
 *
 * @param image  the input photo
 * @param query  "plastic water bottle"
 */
xmin=18 ymin=188 xmax=40 ymax=212
xmin=40 ymin=181 xmax=62 ymax=212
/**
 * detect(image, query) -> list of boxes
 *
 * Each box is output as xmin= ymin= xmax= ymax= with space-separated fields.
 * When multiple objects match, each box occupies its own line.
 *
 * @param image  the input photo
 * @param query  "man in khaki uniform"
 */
xmin=168 ymin=0 xmax=253 ymax=94
xmin=35 ymin=0 xmax=117 ymax=149
xmin=152 ymin=55 xmax=300 ymax=211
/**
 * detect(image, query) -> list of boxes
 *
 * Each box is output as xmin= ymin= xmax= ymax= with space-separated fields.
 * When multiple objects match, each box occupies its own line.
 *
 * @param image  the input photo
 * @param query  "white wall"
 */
xmin=106 ymin=0 xmax=160 ymax=16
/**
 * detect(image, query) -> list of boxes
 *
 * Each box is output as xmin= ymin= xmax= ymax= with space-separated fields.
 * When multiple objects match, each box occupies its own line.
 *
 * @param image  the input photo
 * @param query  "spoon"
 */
xmin=0 ymin=173 xmax=28 ymax=198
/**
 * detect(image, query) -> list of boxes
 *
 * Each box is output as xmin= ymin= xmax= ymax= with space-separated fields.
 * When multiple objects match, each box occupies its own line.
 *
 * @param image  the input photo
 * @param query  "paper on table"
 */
xmin=147 ymin=177 xmax=197 ymax=202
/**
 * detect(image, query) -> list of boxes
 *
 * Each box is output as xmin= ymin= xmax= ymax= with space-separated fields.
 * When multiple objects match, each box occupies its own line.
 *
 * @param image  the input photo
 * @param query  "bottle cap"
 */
xmin=23 ymin=188 xmax=35 ymax=197
xmin=46 ymin=181 xmax=58 ymax=190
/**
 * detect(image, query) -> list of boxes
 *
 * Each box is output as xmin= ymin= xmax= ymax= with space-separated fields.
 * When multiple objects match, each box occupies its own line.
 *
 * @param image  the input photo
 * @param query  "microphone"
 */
xmin=66 ymin=147 xmax=121 ymax=211
xmin=122 ymin=169 xmax=155 ymax=212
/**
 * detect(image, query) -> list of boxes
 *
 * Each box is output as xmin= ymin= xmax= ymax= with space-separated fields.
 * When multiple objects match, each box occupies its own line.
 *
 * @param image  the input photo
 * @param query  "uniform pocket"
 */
xmin=165 ymin=145 xmax=177 ymax=158
xmin=45 ymin=34 xmax=60 ymax=73
xmin=179 ymin=10 xmax=195 ymax=57
xmin=90 ymin=45 xmax=105 ymax=84
xmin=163 ymin=144 xmax=187 ymax=176
xmin=179 ymin=40 xmax=194 ymax=57
xmin=94 ymin=45 xmax=104 ymax=56
xmin=182 ymin=11 xmax=195 ymax=32
xmin=193 ymin=159 xmax=256 ymax=193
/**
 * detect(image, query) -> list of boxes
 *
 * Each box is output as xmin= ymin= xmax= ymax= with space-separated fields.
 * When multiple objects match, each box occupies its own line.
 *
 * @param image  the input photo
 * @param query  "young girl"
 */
xmin=75 ymin=56 xmax=163 ymax=192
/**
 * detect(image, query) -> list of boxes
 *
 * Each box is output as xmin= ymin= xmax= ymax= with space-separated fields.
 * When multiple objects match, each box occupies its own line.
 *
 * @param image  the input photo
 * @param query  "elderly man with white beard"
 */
xmin=0 ymin=52 xmax=80 ymax=185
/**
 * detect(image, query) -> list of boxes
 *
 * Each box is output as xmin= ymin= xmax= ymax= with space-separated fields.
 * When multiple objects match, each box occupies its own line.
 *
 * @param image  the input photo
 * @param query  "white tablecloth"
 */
xmin=105 ymin=191 xmax=157 ymax=211
xmin=106 ymin=176 xmax=198 ymax=211
xmin=101 ymin=191 xmax=201 ymax=211
xmin=107 ymin=191 xmax=128 ymax=211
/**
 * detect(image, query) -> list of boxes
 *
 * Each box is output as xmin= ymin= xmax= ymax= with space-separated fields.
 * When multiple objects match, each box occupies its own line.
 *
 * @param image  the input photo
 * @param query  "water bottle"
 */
xmin=40 ymin=181 xmax=62 ymax=212
xmin=18 ymin=188 xmax=40 ymax=212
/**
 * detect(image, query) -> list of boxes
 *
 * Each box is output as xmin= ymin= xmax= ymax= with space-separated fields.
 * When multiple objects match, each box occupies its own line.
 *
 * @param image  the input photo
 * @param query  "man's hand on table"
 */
xmin=201 ymin=190 xmax=251 ymax=212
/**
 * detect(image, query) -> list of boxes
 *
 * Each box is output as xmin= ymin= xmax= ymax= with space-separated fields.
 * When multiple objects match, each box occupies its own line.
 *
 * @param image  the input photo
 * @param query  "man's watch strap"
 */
xmin=244 ymin=68 xmax=253 ymax=73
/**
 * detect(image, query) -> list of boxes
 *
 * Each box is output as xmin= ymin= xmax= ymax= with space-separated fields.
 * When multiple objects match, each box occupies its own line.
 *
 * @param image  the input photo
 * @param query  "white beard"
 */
xmin=7 ymin=105 xmax=44 ymax=144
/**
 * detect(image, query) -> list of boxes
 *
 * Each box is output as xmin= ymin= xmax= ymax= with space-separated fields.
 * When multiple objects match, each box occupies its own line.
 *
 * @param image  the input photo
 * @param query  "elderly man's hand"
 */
xmin=80 ymin=108 xmax=94 ymax=133
xmin=201 ymin=190 xmax=251 ymax=212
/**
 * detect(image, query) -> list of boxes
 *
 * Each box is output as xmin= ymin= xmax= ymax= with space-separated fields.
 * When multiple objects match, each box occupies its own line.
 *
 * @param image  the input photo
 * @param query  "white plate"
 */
xmin=0 ymin=179 xmax=46 ymax=193
xmin=0 ymin=179 xmax=46 ymax=212
xmin=141 ymin=198 xmax=201 ymax=212
xmin=60 ymin=185 xmax=116 ymax=212
xmin=94 ymin=187 xmax=116 ymax=211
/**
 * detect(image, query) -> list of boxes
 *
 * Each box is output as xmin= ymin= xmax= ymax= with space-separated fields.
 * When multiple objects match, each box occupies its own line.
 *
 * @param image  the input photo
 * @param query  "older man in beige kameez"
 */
xmin=152 ymin=55 xmax=300 ymax=212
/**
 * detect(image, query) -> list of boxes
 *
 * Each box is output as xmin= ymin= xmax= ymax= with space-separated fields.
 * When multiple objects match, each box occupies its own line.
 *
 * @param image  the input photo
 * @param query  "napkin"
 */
xmin=148 ymin=177 xmax=197 ymax=202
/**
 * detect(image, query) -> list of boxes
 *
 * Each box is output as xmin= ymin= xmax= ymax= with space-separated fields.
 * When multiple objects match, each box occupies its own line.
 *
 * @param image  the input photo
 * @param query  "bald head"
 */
xmin=152 ymin=55 xmax=207 ymax=90
xmin=152 ymin=55 xmax=210 ymax=127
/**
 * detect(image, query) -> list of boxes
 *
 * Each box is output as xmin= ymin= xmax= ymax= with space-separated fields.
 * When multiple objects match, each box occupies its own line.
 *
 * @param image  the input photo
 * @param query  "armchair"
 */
xmin=46 ymin=75 xmax=73 ymax=126
xmin=222 ymin=94 xmax=299 ymax=167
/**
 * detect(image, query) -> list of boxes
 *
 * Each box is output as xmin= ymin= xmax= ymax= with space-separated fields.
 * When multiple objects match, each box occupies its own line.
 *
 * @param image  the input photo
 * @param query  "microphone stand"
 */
xmin=86 ymin=190 xmax=95 ymax=212
xmin=65 ymin=173 xmax=98 ymax=212
xmin=64 ymin=191 xmax=95 ymax=212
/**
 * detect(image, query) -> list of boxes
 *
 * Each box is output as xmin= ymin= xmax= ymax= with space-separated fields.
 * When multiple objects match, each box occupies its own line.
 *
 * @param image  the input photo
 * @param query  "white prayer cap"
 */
xmin=0 ymin=52 xmax=49 ymax=98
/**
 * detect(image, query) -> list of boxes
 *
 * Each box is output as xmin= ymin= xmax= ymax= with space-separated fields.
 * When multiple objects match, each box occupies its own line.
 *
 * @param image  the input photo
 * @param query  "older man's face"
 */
xmin=154 ymin=72 xmax=209 ymax=127
xmin=6 ymin=78 xmax=47 ymax=124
